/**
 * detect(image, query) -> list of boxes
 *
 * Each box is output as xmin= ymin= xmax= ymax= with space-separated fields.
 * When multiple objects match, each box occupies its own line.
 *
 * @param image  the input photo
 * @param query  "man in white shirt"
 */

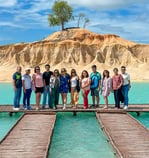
xmin=22 ymin=68 xmax=32 ymax=110
xmin=121 ymin=66 xmax=131 ymax=110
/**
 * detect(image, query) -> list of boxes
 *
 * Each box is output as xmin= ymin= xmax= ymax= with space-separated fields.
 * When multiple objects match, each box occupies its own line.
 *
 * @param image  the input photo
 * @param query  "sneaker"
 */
xmin=27 ymin=106 xmax=32 ymax=110
xmin=63 ymin=104 xmax=66 ymax=110
xmin=24 ymin=108 xmax=27 ymax=111
xmin=123 ymin=106 xmax=128 ymax=110
xmin=96 ymin=105 xmax=99 ymax=108
xmin=42 ymin=106 xmax=45 ymax=109
xmin=89 ymin=105 xmax=95 ymax=109
xmin=13 ymin=107 xmax=18 ymax=111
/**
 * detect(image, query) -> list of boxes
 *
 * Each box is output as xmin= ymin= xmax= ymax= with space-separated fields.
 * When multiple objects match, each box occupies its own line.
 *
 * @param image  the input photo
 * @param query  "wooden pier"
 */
xmin=0 ymin=112 xmax=56 ymax=158
xmin=0 ymin=104 xmax=149 ymax=158
xmin=96 ymin=112 xmax=149 ymax=158
xmin=0 ymin=104 xmax=149 ymax=113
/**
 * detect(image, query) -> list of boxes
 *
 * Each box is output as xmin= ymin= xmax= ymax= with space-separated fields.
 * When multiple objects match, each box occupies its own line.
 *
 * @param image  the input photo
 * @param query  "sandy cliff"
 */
xmin=0 ymin=28 xmax=149 ymax=82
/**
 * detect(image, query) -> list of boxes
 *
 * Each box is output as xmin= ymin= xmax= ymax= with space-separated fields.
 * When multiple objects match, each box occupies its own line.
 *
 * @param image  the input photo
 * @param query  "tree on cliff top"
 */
xmin=48 ymin=1 xmax=73 ymax=31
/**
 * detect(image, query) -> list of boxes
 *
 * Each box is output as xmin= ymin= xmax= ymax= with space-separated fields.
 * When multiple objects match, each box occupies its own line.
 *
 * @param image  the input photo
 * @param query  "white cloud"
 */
xmin=66 ymin=0 xmax=148 ymax=9
xmin=0 ymin=0 xmax=149 ymax=43
xmin=0 ymin=0 xmax=17 ymax=7
xmin=0 ymin=22 xmax=24 ymax=28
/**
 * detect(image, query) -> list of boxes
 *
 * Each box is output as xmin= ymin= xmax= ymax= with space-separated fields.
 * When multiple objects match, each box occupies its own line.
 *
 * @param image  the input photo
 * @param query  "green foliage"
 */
xmin=48 ymin=1 xmax=73 ymax=30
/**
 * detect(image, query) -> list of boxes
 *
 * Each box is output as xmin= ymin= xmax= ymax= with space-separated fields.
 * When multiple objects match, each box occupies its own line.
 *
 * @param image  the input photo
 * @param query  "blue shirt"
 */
xmin=90 ymin=72 xmax=101 ymax=89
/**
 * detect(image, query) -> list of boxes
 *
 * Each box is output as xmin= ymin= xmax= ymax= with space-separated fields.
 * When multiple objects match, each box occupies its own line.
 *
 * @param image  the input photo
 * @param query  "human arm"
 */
xmin=32 ymin=74 xmax=36 ymax=91
xmin=128 ymin=80 xmax=131 ymax=90
xmin=108 ymin=78 xmax=112 ymax=95
xmin=12 ymin=74 xmax=17 ymax=92
xmin=97 ymin=73 xmax=101 ymax=91
xmin=43 ymin=72 xmax=47 ymax=91
xmin=117 ymin=75 xmax=123 ymax=89
xmin=22 ymin=77 xmax=26 ymax=93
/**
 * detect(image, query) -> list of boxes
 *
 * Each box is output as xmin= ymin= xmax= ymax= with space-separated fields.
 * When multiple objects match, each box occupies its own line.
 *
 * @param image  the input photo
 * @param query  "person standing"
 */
xmin=50 ymin=69 xmax=60 ymax=109
xmin=81 ymin=70 xmax=91 ymax=109
xmin=42 ymin=64 xmax=53 ymax=109
xmin=59 ymin=68 xmax=70 ymax=110
xmin=70 ymin=69 xmax=80 ymax=109
xmin=12 ymin=66 xmax=22 ymax=111
xmin=22 ymin=68 xmax=32 ymax=110
xmin=90 ymin=65 xmax=101 ymax=108
xmin=112 ymin=68 xmax=123 ymax=109
xmin=32 ymin=66 xmax=44 ymax=110
xmin=101 ymin=70 xmax=112 ymax=109
xmin=121 ymin=66 xmax=131 ymax=110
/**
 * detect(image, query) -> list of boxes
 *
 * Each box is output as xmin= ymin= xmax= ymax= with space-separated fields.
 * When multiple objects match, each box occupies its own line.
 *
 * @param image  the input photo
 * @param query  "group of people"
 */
xmin=12 ymin=64 xmax=130 ymax=111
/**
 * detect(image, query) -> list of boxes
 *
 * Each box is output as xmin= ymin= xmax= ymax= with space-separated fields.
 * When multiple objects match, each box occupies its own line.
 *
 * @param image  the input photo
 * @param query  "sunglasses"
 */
xmin=36 ymin=69 xmax=40 ymax=70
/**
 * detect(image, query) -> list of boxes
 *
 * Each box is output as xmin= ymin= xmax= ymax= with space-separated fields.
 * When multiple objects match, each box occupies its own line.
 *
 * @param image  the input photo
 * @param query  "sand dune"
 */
xmin=0 ymin=28 xmax=149 ymax=82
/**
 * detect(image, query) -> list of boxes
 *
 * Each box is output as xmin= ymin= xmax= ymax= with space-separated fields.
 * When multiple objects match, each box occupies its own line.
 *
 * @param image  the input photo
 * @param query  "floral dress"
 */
xmin=101 ymin=77 xmax=112 ymax=97
xmin=59 ymin=74 xmax=70 ymax=93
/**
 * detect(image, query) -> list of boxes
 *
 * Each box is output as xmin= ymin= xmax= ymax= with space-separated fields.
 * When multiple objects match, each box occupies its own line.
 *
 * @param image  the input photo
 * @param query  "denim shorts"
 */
xmin=91 ymin=88 xmax=99 ymax=96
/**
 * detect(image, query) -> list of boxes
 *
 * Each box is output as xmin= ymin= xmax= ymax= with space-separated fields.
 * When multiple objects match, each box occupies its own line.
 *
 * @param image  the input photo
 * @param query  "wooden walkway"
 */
xmin=0 ymin=104 xmax=149 ymax=113
xmin=0 ymin=112 xmax=56 ymax=158
xmin=96 ymin=112 xmax=149 ymax=158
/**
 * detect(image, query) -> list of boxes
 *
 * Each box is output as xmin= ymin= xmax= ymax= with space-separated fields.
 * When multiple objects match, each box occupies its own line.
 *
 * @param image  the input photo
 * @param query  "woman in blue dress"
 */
xmin=59 ymin=68 xmax=70 ymax=110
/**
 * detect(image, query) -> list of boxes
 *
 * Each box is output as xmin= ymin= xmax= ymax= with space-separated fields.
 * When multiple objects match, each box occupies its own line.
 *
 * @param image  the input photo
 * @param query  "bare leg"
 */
xmin=96 ymin=96 xmax=100 ymax=106
xmin=92 ymin=96 xmax=95 ymax=105
xmin=63 ymin=93 xmax=67 ymax=104
xmin=61 ymin=94 xmax=64 ymax=104
xmin=38 ymin=93 xmax=41 ymax=109
xmin=104 ymin=96 xmax=108 ymax=108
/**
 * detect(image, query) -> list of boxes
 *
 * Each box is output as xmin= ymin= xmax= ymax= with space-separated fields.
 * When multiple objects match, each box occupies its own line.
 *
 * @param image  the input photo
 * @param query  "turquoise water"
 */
xmin=130 ymin=112 xmax=149 ymax=129
xmin=0 ymin=112 xmax=22 ymax=141
xmin=0 ymin=83 xmax=149 ymax=158
xmin=0 ymin=82 xmax=149 ymax=105
xmin=49 ymin=113 xmax=116 ymax=158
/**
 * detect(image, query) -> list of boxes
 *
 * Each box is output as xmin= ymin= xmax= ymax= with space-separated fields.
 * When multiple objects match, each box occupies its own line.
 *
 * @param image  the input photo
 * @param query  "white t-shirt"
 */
xmin=71 ymin=76 xmax=77 ymax=88
xmin=121 ymin=73 xmax=130 ymax=86
xmin=22 ymin=74 xmax=32 ymax=89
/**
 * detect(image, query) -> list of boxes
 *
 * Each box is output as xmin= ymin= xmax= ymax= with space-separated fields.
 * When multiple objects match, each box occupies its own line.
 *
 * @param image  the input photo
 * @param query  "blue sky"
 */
xmin=0 ymin=0 xmax=149 ymax=45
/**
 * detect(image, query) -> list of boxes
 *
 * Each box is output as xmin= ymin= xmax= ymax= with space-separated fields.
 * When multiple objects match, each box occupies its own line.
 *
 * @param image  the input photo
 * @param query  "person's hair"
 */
xmin=92 ymin=65 xmax=97 ymax=69
xmin=34 ymin=66 xmax=40 ymax=73
xmin=45 ymin=64 xmax=50 ymax=68
xmin=81 ymin=70 xmax=89 ymax=79
xmin=113 ymin=68 xmax=118 ymax=72
xmin=54 ymin=69 xmax=59 ymax=76
xmin=121 ymin=66 xmax=126 ymax=70
xmin=61 ymin=68 xmax=67 ymax=74
xmin=103 ymin=70 xmax=110 ymax=79
xmin=71 ymin=69 xmax=77 ymax=78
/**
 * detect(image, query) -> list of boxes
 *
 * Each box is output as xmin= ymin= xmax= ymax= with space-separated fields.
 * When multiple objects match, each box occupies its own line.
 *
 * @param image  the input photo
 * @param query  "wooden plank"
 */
xmin=96 ymin=113 xmax=149 ymax=158
xmin=0 ymin=113 xmax=56 ymax=158
xmin=0 ymin=104 xmax=149 ymax=113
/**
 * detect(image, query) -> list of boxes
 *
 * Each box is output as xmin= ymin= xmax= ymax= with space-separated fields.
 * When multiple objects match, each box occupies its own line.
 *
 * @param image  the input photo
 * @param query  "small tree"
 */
xmin=77 ymin=13 xmax=85 ymax=27
xmin=83 ymin=18 xmax=90 ymax=28
xmin=48 ymin=1 xmax=73 ymax=31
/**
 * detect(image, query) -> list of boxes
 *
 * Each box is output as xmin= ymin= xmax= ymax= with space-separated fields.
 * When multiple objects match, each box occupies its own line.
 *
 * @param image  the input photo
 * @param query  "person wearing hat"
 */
xmin=22 ymin=68 xmax=32 ymax=110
